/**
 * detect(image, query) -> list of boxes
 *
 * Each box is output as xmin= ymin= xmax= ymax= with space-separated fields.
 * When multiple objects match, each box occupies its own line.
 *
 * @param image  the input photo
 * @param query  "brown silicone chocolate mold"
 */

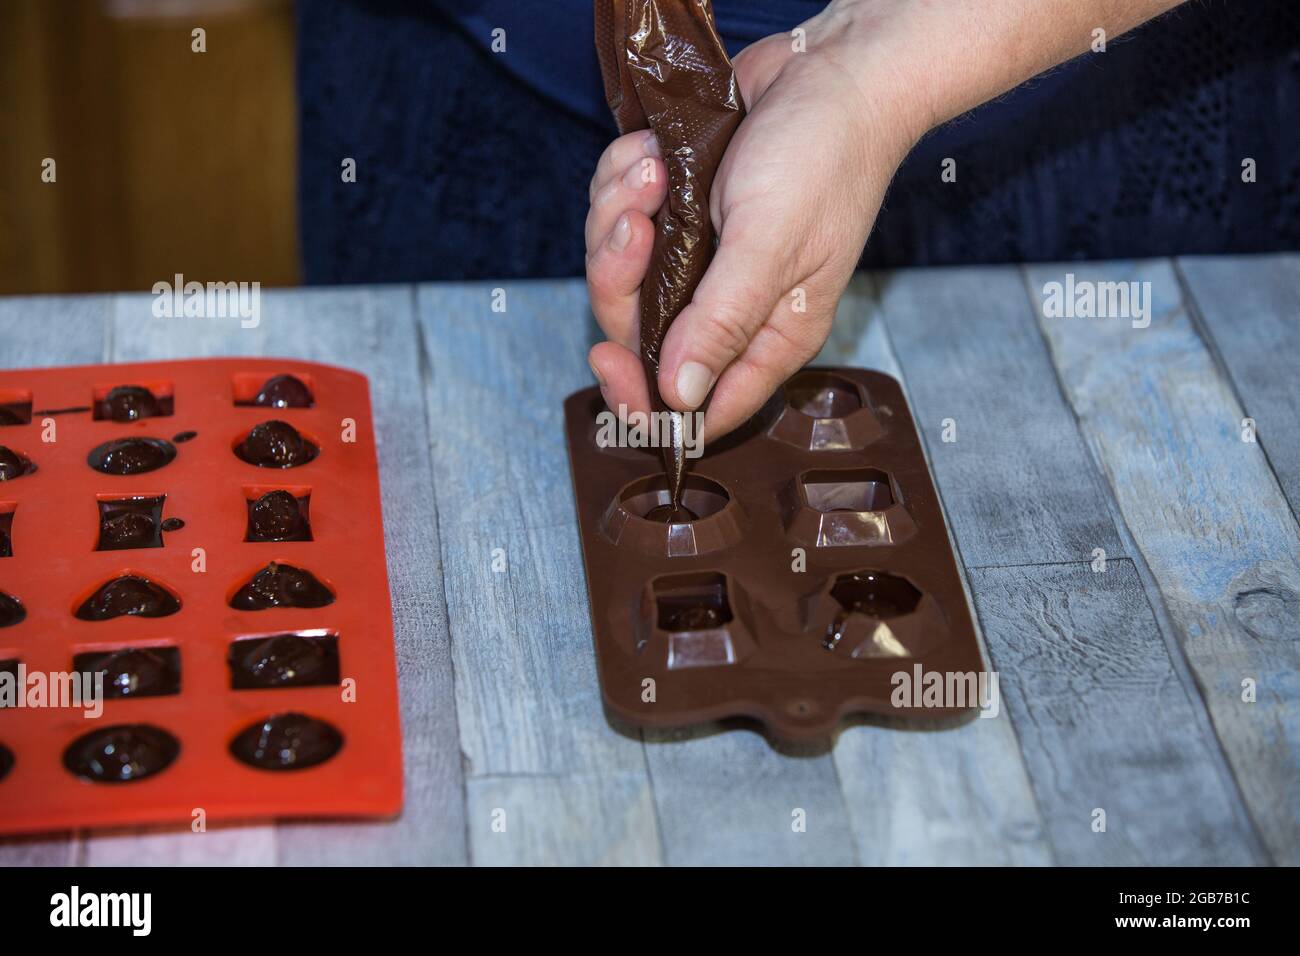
xmin=565 ymin=366 xmax=984 ymax=741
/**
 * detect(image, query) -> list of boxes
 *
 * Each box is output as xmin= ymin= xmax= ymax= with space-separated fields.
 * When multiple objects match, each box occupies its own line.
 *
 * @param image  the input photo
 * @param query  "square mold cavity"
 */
xmin=227 ymin=630 xmax=340 ymax=689
xmin=0 ymin=389 xmax=33 ymax=427
xmin=640 ymin=572 xmax=754 ymax=670
xmin=781 ymin=467 xmax=917 ymax=548
xmin=72 ymin=646 xmax=182 ymax=699
xmin=91 ymin=381 xmax=174 ymax=422
xmin=95 ymin=495 xmax=171 ymax=551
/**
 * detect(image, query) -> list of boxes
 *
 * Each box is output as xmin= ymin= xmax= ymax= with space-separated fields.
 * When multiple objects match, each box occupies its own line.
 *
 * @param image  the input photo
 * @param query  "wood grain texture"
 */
xmin=877 ymin=267 xmax=1125 ymax=568
xmin=1176 ymin=254 xmax=1300 ymax=518
xmin=970 ymin=561 xmax=1261 ymax=864
xmin=1027 ymin=259 xmax=1300 ymax=864
xmin=818 ymin=276 xmax=1052 ymax=865
xmin=0 ymin=294 xmax=110 ymax=866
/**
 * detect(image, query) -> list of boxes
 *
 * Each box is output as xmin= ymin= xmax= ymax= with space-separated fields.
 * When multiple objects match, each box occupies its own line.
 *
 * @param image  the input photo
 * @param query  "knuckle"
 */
xmin=701 ymin=303 xmax=756 ymax=361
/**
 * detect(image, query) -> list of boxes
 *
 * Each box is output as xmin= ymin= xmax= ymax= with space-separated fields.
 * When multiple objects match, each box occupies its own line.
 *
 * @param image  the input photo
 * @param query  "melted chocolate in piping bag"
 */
xmin=595 ymin=0 xmax=745 ymax=517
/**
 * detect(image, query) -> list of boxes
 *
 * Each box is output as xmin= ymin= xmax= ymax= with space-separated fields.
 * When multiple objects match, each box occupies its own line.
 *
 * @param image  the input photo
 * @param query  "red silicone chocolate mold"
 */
xmin=565 ymin=367 xmax=985 ymax=740
xmin=0 ymin=359 xmax=401 ymax=834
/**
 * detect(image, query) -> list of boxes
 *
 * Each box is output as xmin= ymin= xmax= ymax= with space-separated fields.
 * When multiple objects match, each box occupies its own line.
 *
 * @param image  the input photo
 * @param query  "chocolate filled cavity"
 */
xmin=94 ymin=385 xmax=172 ymax=422
xmin=0 ymin=402 xmax=32 ymax=426
xmin=0 ymin=743 xmax=12 ymax=781
xmin=63 ymin=724 xmax=179 ymax=783
xmin=229 ymin=712 xmax=343 ymax=770
xmin=96 ymin=496 xmax=165 ymax=551
xmin=245 ymin=490 xmax=312 ymax=542
xmin=75 ymin=575 xmax=181 ymax=621
xmin=0 ymin=591 xmax=25 ymax=628
xmin=87 ymin=437 xmax=177 ymax=475
xmin=236 ymin=420 xmax=319 ymax=468
xmin=0 ymin=446 xmax=36 ymax=481
xmin=73 ymin=647 xmax=181 ymax=699
xmin=246 ymin=374 xmax=314 ymax=409
xmin=0 ymin=510 xmax=13 ymax=557
xmin=229 ymin=562 xmax=334 ymax=610
xmin=229 ymin=633 xmax=340 ymax=689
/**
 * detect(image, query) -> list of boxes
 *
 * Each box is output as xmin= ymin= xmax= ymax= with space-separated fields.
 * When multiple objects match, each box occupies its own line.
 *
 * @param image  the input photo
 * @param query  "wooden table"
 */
xmin=1 ymin=254 xmax=1296 ymax=866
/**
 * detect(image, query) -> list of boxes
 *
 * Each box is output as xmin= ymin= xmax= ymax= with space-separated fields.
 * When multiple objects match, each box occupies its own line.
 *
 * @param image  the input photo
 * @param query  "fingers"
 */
xmin=585 ymin=152 xmax=667 ymax=254
xmin=656 ymin=212 xmax=790 ymax=413
xmin=588 ymin=339 xmax=651 ymax=418
xmin=585 ymin=210 xmax=656 ymax=350
xmin=589 ymin=129 xmax=660 ymax=202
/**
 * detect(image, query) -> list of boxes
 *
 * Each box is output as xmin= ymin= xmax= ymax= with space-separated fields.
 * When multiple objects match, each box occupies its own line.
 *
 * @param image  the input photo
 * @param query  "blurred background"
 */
xmin=1 ymin=0 xmax=1296 ymax=296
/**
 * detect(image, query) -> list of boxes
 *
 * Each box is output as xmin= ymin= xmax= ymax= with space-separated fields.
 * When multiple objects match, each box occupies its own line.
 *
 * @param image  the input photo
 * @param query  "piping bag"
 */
xmin=594 ymin=0 xmax=746 ymax=521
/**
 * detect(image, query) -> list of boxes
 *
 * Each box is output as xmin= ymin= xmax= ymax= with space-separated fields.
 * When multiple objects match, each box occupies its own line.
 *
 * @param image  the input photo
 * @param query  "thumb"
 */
xmin=657 ymin=223 xmax=787 ymax=412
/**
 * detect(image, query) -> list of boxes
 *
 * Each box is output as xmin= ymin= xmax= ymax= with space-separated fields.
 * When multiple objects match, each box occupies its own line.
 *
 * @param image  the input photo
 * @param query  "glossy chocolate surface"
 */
xmin=229 ymin=712 xmax=343 ymax=770
xmin=236 ymin=420 xmax=319 ymax=468
xmin=247 ymin=374 xmax=314 ymax=409
xmin=75 ymin=575 xmax=181 ymax=621
xmin=228 ymin=633 xmax=339 ymax=689
xmin=246 ymin=490 xmax=312 ymax=542
xmin=96 ymin=496 xmax=166 ymax=551
xmin=595 ymin=0 xmax=744 ymax=510
xmin=73 ymin=647 xmax=181 ymax=699
xmin=0 ymin=446 xmax=36 ymax=481
xmin=87 ymin=437 xmax=177 ymax=475
xmin=95 ymin=385 xmax=172 ymax=422
xmin=63 ymin=724 xmax=180 ymax=783
xmin=0 ymin=591 xmax=25 ymax=628
xmin=229 ymin=562 xmax=334 ymax=610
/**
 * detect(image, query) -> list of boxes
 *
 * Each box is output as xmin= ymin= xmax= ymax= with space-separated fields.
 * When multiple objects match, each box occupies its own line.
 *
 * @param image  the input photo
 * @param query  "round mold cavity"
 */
xmin=87 ymin=437 xmax=176 ymax=476
xmin=780 ymin=467 xmax=917 ymax=548
xmin=602 ymin=473 xmax=743 ymax=557
xmin=63 ymin=724 xmax=180 ymax=783
xmin=232 ymin=421 xmax=320 ymax=469
xmin=768 ymin=369 xmax=884 ymax=452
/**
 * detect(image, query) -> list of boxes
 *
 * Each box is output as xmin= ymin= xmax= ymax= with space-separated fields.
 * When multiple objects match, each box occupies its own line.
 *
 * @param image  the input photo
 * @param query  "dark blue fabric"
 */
xmin=298 ymin=0 xmax=1300 ymax=284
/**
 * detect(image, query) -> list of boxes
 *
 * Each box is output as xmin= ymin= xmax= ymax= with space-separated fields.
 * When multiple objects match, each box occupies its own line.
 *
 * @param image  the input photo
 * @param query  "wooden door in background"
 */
xmin=0 ymin=0 xmax=299 ymax=295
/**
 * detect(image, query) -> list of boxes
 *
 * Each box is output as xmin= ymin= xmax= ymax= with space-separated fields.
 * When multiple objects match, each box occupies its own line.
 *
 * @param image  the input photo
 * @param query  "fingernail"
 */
xmin=642 ymin=130 xmax=661 ymax=157
xmin=624 ymin=158 xmax=652 ymax=190
xmin=675 ymin=361 xmax=713 ymax=409
xmin=588 ymin=358 xmax=607 ymax=388
xmin=608 ymin=213 xmax=632 ymax=252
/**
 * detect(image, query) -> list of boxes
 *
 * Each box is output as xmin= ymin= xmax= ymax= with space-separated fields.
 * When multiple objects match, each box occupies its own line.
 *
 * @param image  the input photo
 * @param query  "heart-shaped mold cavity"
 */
xmin=0 ymin=389 xmax=32 ymax=426
xmin=75 ymin=575 xmax=181 ymax=621
xmin=245 ymin=488 xmax=312 ymax=542
xmin=234 ymin=420 xmax=319 ymax=468
xmin=781 ymin=467 xmax=917 ymax=547
xmin=72 ymin=646 xmax=181 ymax=698
xmin=93 ymin=383 xmax=173 ymax=422
xmin=0 ymin=446 xmax=36 ymax=481
xmin=603 ymin=474 xmax=744 ymax=557
xmin=0 ymin=591 xmax=27 ymax=627
xmin=229 ymin=712 xmax=343 ymax=770
xmin=96 ymin=496 xmax=167 ymax=551
xmin=229 ymin=562 xmax=335 ymax=610
xmin=768 ymin=370 xmax=884 ymax=451
xmin=63 ymin=724 xmax=180 ymax=783
xmin=87 ymin=437 xmax=177 ymax=475
xmin=228 ymin=631 xmax=340 ymax=689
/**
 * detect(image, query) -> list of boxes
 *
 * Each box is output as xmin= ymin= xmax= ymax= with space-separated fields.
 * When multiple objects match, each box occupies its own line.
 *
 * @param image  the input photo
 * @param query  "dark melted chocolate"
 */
xmin=96 ymin=496 xmax=164 ymax=551
xmin=229 ymin=633 xmax=339 ymax=689
xmin=0 ymin=743 xmax=12 ymax=781
xmin=0 ymin=511 xmax=12 ymax=557
xmin=229 ymin=712 xmax=343 ymax=770
xmin=246 ymin=490 xmax=311 ymax=542
xmin=0 ymin=591 xmax=25 ymax=627
xmin=87 ymin=437 xmax=177 ymax=475
xmin=645 ymin=503 xmax=698 ymax=523
xmin=250 ymin=374 xmax=314 ymax=409
xmin=63 ymin=724 xmax=179 ymax=783
xmin=236 ymin=420 xmax=318 ymax=468
xmin=75 ymin=575 xmax=181 ymax=621
xmin=74 ymin=647 xmax=181 ymax=699
xmin=0 ymin=446 xmax=35 ymax=481
xmin=229 ymin=562 xmax=334 ymax=610
xmin=96 ymin=385 xmax=170 ymax=422
xmin=0 ymin=403 xmax=32 ymax=426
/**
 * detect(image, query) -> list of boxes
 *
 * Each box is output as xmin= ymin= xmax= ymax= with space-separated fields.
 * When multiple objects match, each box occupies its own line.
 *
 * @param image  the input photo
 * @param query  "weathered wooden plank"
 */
xmin=0 ymin=294 xmax=111 ymax=866
xmin=971 ymin=561 xmax=1261 ymax=864
xmin=878 ymin=267 xmax=1125 ymax=568
xmin=1027 ymin=258 xmax=1300 ymax=864
xmin=818 ymin=276 xmax=1052 ymax=865
xmin=1177 ymin=254 xmax=1300 ymax=518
